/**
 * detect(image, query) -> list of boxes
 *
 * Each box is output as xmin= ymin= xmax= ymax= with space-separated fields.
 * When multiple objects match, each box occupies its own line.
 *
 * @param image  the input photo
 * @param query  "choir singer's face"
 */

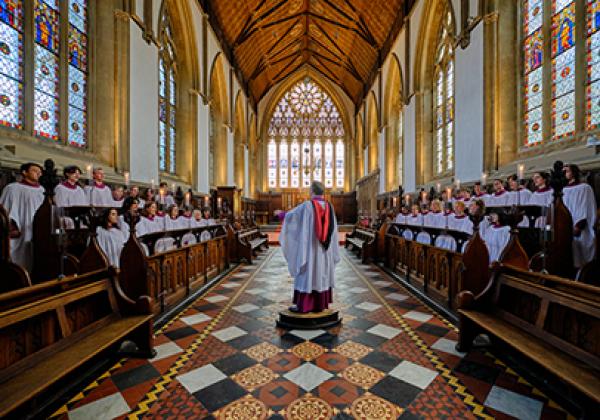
xmin=532 ymin=173 xmax=545 ymax=188
xmin=147 ymin=202 xmax=157 ymax=216
xmin=508 ymin=178 xmax=519 ymax=191
xmin=24 ymin=165 xmax=42 ymax=183
xmin=493 ymin=180 xmax=503 ymax=192
xmin=564 ymin=166 xmax=573 ymax=181
xmin=93 ymin=168 xmax=104 ymax=182
xmin=67 ymin=170 xmax=81 ymax=183
xmin=170 ymin=206 xmax=179 ymax=218
xmin=108 ymin=209 xmax=119 ymax=226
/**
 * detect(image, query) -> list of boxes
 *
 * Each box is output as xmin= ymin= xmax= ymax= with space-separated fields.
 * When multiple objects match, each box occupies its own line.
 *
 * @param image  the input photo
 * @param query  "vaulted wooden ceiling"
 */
xmin=199 ymin=0 xmax=415 ymax=108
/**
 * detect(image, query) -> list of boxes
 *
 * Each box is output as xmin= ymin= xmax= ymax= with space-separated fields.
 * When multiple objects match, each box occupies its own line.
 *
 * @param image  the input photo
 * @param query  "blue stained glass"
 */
xmin=34 ymin=0 xmax=59 ymax=53
xmin=525 ymin=108 xmax=543 ymax=144
xmin=553 ymin=91 xmax=576 ymax=136
xmin=68 ymin=66 xmax=85 ymax=109
xmin=526 ymin=67 xmax=543 ymax=110
xmin=553 ymin=48 xmax=576 ymax=97
xmin=159 ymin=121 xmax=166 ymax=171
xmin=589 ymin=80 xmax=600 ymax=126
xmin=68 ymin=24 xmax=86 ymax=71
xmin=159 ymin=60 xmax=166 ymax=97
xmin=42 ymin=0 xmax=58 ymax=10
xmin=590 ymin=31 xmax=600 ymax=82
xmin=0 ymin=0 xmax=23 ymax=29
xmin=69 ymin=0 xmax=86 ymax=32
xmin=68 ymin=104 xmax=85 ymax=146
xmin=0 ymin=73 xmax=21 ymax=128
xmin=169 ymin=127 xmax=175 ymax=173
xmin=169 ymin=108 xmax=175 ymax=127
xmin=159 ymin=97 xmax=166 ymax=122
xmin=525 ymin=0 xmax=543 ymax=34
xmin=0 ymin=22 xmax=21 ymax=79
xmin=34 ymin=45 xmax=58 ymax=94
xmin=34 ymin=90 xmax=58 ymax=139
xmin=169 ymin=70 xmax=175 ymax=105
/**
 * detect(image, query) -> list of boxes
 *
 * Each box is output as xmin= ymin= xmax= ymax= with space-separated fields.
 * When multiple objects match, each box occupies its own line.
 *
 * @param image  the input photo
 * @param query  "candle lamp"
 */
xmin=204 ymin=196 xmax=209 ymax=208
xmin=172 ymin=183 xmax=176 ymax=194
xmin=455 ymin=179 xmax=461 ymax=191
xmin=185 ymin=192 xmax=191 ymax=207
xmin=446 ymin=187 xmax=452 ymax=202
xmin=481 ymin=172 xmax=487 ymax=186
xmin=436 ymin=183 xmax=441 ymax=193
xmin=517 ymin=164 xmax=525 ymax=180
xmin=124 ymin=171 xmax=130 ymax=187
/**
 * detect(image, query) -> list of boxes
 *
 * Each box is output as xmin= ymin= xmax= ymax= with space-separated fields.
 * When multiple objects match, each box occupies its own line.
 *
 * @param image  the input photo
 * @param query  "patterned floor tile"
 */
xmin=232 ymin=364 xmax=279 ymax=392
xmin=340 ymin=362 xmax=386 ymax=389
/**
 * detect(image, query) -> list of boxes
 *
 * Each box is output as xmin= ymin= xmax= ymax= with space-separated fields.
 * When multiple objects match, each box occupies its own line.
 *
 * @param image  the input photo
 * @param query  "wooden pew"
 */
xmin=345 ymin=226 xmax=377 ymax=263
xmin=123 ymin=224 xmax=228 ymax=315
xmin=0 ymin=266 xmax=154 ymax=418
xmin=234 ymin=227 xmax=269 ymax=264
xmin=456 ymin=264 xmax=600 ymax=416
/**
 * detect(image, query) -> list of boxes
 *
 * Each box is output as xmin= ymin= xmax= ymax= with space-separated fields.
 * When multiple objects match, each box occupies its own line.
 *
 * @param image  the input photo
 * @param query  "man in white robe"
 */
xmin=563 ymin=164 xmax=596 ymax=268
xmin=0 ymin=163 xmax=44 ymax=272
xmin=54 ymin=165 xmax=88 ymax=207
xmin=280 ymin=181 xmax=340 ymax=313
xmin=85 ymin=167 xmax=114 ymax=207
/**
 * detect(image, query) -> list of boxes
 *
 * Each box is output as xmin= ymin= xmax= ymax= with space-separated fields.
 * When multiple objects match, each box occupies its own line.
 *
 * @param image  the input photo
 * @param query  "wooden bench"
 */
xmin=345 ymin=226 xmax=377 ymax=263
xmin=457 ymin=264 xmax=600 ymax=416
xmin=235 ymin=228 xmax=269 ymax=263
xmin=0 ymin=267 xmax=154 ymax=418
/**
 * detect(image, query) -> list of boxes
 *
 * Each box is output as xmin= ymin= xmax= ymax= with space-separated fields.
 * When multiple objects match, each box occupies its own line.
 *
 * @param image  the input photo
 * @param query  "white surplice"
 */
xmin=483 ymin=225 xmax=511 ymax=263
xmin=529 ymin=188 xmax=554 ymax=228
xmin=54 ymin=182 xmax=88 ymax=207
xmin=85 ymin=183 xmax=115 ymax=207
xmin=0 ymin=182 xmax=45 ymax=271
xmin=280 ymin=200 xmax=340 ymax=295
xmin=96 ymin=226 xmax=127 ymax=268
xmin=562 ymin=183 xmax=596 ymax=268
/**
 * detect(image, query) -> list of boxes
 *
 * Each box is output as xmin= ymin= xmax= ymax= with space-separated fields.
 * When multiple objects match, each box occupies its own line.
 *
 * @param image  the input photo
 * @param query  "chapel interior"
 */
xmin=0 ymin=0 xmax=599 ymax=419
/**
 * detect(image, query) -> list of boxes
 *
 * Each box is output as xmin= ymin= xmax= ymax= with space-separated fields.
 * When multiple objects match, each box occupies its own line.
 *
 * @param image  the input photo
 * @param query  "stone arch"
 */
xmin=384 ymin=53 xmax=404 ymax=190
xmin=367 ymin=92 xmax=379 ymax=173
xmin=233 ymin=91 xmax=246 ymax=190
xmin=413 ymin=0 xmax=457 ymax=185
xmin=209 ymin=53 xmax=229 ymax=187
xmin=158 ymin=0 xmax=199 ymax=182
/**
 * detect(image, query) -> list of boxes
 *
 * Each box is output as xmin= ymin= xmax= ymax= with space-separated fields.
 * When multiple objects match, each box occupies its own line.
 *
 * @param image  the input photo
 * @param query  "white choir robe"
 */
xmin=394 ymin=214 xmax=407 ymax=224
xmin=0 ymin=182 xmax=45 ymax=272
xmin=155 ymin=194 xmax=176 ymax=207
xmin=136 ymin=215 xmax=164 ymax=255
xmin=472 ymin=193 xmax=490 ymax=206
xmin=85 ymin=183 xmax=114 ymax=207
xmin=529 ymin=188 xmax=553 ymax=228
xmin=118 ymin=214 xmax=136 ymax=237
xmin=96 ymin=226 xmax=127 ymax=268
xmin=280 ymin=200 xmax=340 ymax=312
xmin=156 ymin=216 xmax=183 ymax=252
xmin=506 ymin=189 xmax=532 ymax=206
xmin=54 ymin=182 xmax=88 ymax=207
xmin=483 ymin=225 xmax=511 ymax=263
xmin=180 ymin=216 xmax=196 ymax=245
xmin=486 ymin=190 xmax=510 ymax=208
xmin=445 ymin=215 xmax=473 ymax=252
xmin=563 ymin=183 xmax=596 ymax=268
xmin=199 ymin=218 xmax=216 ymax=241
xmin=404 ymin=214 xmax=422 ymax=240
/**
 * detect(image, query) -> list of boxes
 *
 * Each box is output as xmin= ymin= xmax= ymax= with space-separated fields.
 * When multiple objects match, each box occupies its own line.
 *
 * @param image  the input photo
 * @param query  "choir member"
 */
xmin=199 ymin=207 xmax=216 ymax=242
xmin=472 ymin=182 xmax=489 ymax=204
xmin=448 ymin=201 xmax=473 ymax=234
xmin=129 ymin=186 xmax=144 ymax=208
xmin=482 ymin=212 xmax=510 ymax=263
xmin=181 ymin=206 xmax=196 ymax=245
xmin=191 ymin=208 xmax=204 ymax=228
xmin=54 ymin=165 xmax=88 ymax=207
xmin=112 ymin=186 xmax=125 ymax=208
xmin=156 ymin=204 xmax=181 ymax=252
xmin=529 ymin=171 xmax=553 ymax=228
xmin=96 ymin=208 xmax=127 ymax=268
xmin=415 ymin=205 xmax=430 ymax=244
xmin=85 ymin=167 xmax=114 ymax=207
xmin=142 ymin=188 xmax=155 ymax=208
xmin=394 ymin=207 xmax=408 ymax=224
xmin=487 ymin=179 xmax=510 ymax=207
xmin=156 ymin=182 xmax=176 ymax=207
xmin=118 ymin=197 xmax=139 ymax=235
xmin=0 ymin=162 xmax=44 ymax=272
xmin=507 ymin=174 xmax=532 ymax=206
xmin=137 ymin=201 xmax=164 ymax=237
xmin=562 ymin=164 xmax=596 ymax=268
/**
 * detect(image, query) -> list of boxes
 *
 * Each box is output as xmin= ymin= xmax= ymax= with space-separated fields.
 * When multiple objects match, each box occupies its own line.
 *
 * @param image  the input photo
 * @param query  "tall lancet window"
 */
xmin=266 ymin=78 xmax=346 ymax=189
xmin=587 ymin=1 xmax=600 ymax=129
xmin=0 ymin=0 xmax=24 ymax=129
xmin=433 ymin=10 xmax=454 ymax=176
xmin=158 ymin=9 xmax=177 ymax=174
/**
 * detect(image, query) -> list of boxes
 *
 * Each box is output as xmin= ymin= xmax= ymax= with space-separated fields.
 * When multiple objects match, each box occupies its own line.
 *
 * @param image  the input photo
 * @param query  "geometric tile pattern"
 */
xmin=50 ymin=249 xmax=573 ymax=420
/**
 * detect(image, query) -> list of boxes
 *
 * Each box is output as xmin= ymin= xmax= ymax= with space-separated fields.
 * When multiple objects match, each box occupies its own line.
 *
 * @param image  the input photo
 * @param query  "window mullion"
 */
xmin=575 ymin=0 xmax=587 ymax=134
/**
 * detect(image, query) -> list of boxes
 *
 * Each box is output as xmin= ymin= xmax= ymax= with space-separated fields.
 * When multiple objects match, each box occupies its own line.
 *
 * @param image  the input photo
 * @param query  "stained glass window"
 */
xmin=523 ymin=0 xmax=544 ymax=144
xmin=158 ymin=9 xmax=177 ymax=174
xmin=324 ymin=140 xmax=333 ymax=187
xmin=290 ymin=140 xmax=300 ymax=187
xmin=433 ymin=10 xmax=454 ymax=175
xmin=68 ymin=0 xmax=87 ymax=146
xmin=268 ymin=139 xmax=277 ymax=188
xmin=551 ymin=0 xmax=576 ymax=139
xmin=335 ymin=139 xmax=344 ymax=188
xmin=0 ymin=0 xmax=23 ymax=129
xmin=587 ymin=0 xmax=600 ymax=129
xmin=267 ymin=78 xmax=345 ymax=189
xmin=34 ymin=0 xmax=59 ymax=140
xmin=279 ymin=142 xmax=288 ymax=188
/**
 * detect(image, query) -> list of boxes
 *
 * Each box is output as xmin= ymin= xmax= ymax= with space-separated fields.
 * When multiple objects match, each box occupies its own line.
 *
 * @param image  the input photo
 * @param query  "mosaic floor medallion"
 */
xmin=350 ymin=393 xmax=402 ymax=419
xmin=218 ymin=395 xmax=268 ymax=420
xmin=290 ymin=341 xmax=326 ymax=361
xmin=284 ymin=395 xmax=334 ymax=420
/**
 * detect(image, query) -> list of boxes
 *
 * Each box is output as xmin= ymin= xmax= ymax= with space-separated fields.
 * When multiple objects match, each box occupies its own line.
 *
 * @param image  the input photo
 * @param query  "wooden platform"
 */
xmin=276 ymin=309 xmax=342 ymax=329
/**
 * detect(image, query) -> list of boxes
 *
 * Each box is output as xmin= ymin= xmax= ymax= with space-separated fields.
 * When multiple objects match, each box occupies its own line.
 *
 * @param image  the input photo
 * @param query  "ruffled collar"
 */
xmin=494 ymin=189 xmax=506 ymax=196
xmin=454 ymin=214 xmax=467 ymax=219
xmin=93 ymin=181 xmax=106 ymax=189
xmin=535 ymin=186 xmax=551 ymax=193
xmin=61 ymin=181 xmax=78 ymax=190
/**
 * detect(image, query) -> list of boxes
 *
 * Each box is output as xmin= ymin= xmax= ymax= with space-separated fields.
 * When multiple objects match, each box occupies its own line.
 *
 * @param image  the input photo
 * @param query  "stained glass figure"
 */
xmin=551 ymin=0 xmax=576 ymax=139
xmin=0 ymin=0 xmax=23 ymax=129
xmin=523 ymin=0 xmax=545 ymax=144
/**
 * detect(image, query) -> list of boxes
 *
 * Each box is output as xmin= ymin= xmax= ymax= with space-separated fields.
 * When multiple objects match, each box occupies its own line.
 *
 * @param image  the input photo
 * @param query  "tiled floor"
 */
xmin=51 ymin=248 xmax=574 ymax=420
